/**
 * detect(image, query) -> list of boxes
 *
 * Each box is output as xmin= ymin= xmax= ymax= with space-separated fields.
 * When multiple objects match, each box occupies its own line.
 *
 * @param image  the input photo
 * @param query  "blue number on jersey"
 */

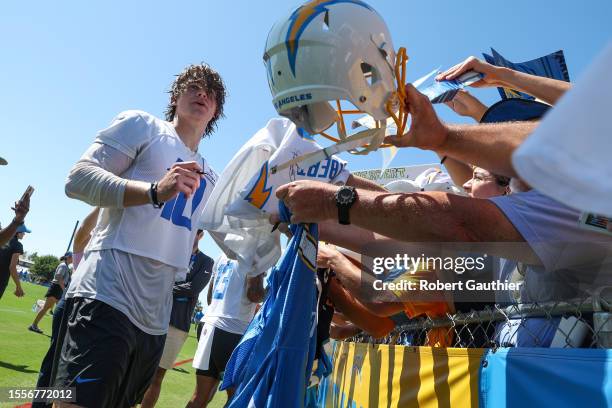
xmin=212 ymin=262 xmax=233 ymax=300
xmin=160 ymin=159 xmax=207 ymax=230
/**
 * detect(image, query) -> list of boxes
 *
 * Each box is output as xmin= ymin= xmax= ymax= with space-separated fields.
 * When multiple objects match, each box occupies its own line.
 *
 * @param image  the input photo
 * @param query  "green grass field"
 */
xmin=0 ymin=281 xmax=227 ymax=407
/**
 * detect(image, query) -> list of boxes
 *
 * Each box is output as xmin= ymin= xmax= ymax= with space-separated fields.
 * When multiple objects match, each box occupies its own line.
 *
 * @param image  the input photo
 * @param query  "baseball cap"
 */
xmin=64 ymin=251 xmax=73 ymax=258
xmin=480 ymin=99 xmax=551 ymax=124
xmin=17 ymin=224 xmax=31 ymax=233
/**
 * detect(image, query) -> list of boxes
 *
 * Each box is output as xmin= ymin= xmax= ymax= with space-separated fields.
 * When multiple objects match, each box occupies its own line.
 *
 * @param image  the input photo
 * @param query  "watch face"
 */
xmin=337 ymin=187 xmax=354 ymax=205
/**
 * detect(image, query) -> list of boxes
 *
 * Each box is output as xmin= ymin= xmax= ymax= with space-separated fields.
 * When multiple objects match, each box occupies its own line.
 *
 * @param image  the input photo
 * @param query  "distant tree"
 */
xmin=30 ymin=255 xmax=60 ymax=282
xmin=23 ymin=250 xmax=37 ymax=261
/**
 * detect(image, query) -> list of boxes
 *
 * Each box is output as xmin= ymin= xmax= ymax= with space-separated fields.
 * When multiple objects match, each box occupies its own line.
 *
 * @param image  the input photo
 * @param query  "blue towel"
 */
xmin=221 ymin=202 xmax=319 ymax=408
xmin=483 ymin=48 xmax=570 ymax=100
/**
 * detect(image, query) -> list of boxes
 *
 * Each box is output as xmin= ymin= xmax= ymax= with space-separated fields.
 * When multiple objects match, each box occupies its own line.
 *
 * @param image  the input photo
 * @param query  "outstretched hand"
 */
xmin=317 ymin=243 xmax=343 ymax=269
xmin=436 ymin=56 xmax=506 ymax=88
xmin=12 ymin=194 xmax=30 ymax=223
xmin=384 ymin=84 xmax=448 ymax=151
xmin=274 ymin=180 xmax=337 ymax=224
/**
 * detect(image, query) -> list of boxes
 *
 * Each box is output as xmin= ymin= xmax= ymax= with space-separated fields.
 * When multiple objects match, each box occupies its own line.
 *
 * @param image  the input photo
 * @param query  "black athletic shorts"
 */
xmin=45 ymin=283 xmax=63 ymax=300
xmin=0 ymin=271 xmax=10 ymax=299
xmin=195 ymin=324 xmax=242 ymax=380
xmin=0 ymin=282 xmax=8 ymax=299
xmin=196 ymin=321 xmax=204 ymax=341
xmin=53 ymin=297 xmax=166 ymax=408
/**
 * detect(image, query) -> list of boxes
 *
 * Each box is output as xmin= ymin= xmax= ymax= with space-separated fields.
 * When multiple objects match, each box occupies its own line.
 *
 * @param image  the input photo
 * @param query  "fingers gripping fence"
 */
xmin=348 ymin=292 xmax=612 ymax=348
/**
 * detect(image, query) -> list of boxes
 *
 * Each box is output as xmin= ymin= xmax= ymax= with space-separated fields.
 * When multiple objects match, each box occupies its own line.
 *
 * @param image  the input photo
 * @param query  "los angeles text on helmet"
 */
xmin=274 ymin=93 xmax=312 ymax=110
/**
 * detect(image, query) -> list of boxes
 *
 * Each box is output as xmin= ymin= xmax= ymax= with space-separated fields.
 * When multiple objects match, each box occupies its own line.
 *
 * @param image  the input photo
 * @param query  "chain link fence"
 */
xmin=348 ymin=292 xmax=612 ymax=348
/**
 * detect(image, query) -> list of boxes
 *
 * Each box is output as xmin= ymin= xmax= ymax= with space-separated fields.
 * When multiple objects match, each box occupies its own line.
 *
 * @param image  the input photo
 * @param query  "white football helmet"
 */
xmin=264 ymin=0 xmax=401 ymax=142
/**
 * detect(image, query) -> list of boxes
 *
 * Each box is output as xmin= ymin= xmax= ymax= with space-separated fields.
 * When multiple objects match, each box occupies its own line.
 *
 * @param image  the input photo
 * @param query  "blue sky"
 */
xmin=1 ymin=0 xmax=611 ymax=263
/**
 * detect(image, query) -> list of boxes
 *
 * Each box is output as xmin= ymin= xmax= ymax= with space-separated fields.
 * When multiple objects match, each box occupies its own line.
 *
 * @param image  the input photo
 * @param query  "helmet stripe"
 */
xmin=285 ymin=0 xmax=373 ymax=76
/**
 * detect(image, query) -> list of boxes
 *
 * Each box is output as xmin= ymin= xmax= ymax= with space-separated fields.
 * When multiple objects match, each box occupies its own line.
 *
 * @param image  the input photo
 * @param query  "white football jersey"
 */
xmin=226 ymin=119 xmax=349 ymax=218
xmin=86 ymin=110 xmax=218 ymax=270
xmin=200 ymin=118 xmax=349 ymax=276
xmin=204 ymin=254 xmax=258 ymax=333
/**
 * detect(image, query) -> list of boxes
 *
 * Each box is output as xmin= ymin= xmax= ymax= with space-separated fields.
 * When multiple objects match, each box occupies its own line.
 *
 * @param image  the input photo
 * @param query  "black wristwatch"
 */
xmin=335 ymin=186 xmax=357 ymax=225
xmin=149 ymin=182 xmax=164 ymax=209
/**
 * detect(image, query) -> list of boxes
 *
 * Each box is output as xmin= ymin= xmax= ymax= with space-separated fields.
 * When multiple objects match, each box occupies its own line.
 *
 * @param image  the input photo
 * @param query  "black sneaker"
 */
xmin=28 ymin=325 xmax=43 ymax=334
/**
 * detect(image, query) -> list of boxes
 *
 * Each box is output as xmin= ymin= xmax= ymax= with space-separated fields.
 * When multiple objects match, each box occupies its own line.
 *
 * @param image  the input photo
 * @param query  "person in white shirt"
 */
xmin=188 ymin=254 xmax=265 ymax=408
xmin=56 ymin=63 xmax=226 ymax=408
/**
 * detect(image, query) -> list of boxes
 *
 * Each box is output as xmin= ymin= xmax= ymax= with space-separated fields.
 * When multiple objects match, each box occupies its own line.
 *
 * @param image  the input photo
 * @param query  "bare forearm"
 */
xmin=73 ymin=208 xmax=100 ymax=253
xmin=437 ymin=154 xmax=473 ymax=187
xmin=81 ymin=209 xmax=100 ymax=232
xmin=9 ymin=265 xmax=20 ymax=286
xmin=436 ymin=122 xmax=538 ymax=178
xmin=319 ymin=222 xmax=382 ymax=252
xmin=123 ymin=180 xmax=153 ymax=207
xmin=499 ymin=68 xmax=570 ymax=105
xmin=349 ymin=190 xmax=474 ymax=243
xmin=330 ymin=257 xmax=364 ymax=296
xmin=0 ymin=220 xmax=20 ymax=247
xmin=346 ymin=174 xmax=387 ymax=192
xmin=330 ymin=256 xmax=394 ymax=304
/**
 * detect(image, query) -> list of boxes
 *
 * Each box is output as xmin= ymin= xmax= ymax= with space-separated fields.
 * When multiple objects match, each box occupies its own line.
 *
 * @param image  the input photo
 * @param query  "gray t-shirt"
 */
xmin=67 ymin=249 xmax=178 ymax=335
xmin=490 ymin=189 xmax=612 ymax=302
xmin=52 ymin=263 xmax=70 ymax=285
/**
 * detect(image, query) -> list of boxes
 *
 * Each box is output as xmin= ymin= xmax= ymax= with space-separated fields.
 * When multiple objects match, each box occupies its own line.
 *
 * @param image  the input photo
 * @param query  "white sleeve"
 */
xmin=94 ymin=110 xmax=153 ymax=159
xmin=65 ymin=142 xmax=133 ymax=208
xmin=65 ymin=110 xmax=153 ymax=208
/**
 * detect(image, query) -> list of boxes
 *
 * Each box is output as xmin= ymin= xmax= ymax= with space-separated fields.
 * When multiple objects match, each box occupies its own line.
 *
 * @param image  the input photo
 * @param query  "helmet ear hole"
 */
xmin=360 ymin=62 xmax=379 ymax=86
xmin=322 ymin=10 xmax=330 ymax=31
